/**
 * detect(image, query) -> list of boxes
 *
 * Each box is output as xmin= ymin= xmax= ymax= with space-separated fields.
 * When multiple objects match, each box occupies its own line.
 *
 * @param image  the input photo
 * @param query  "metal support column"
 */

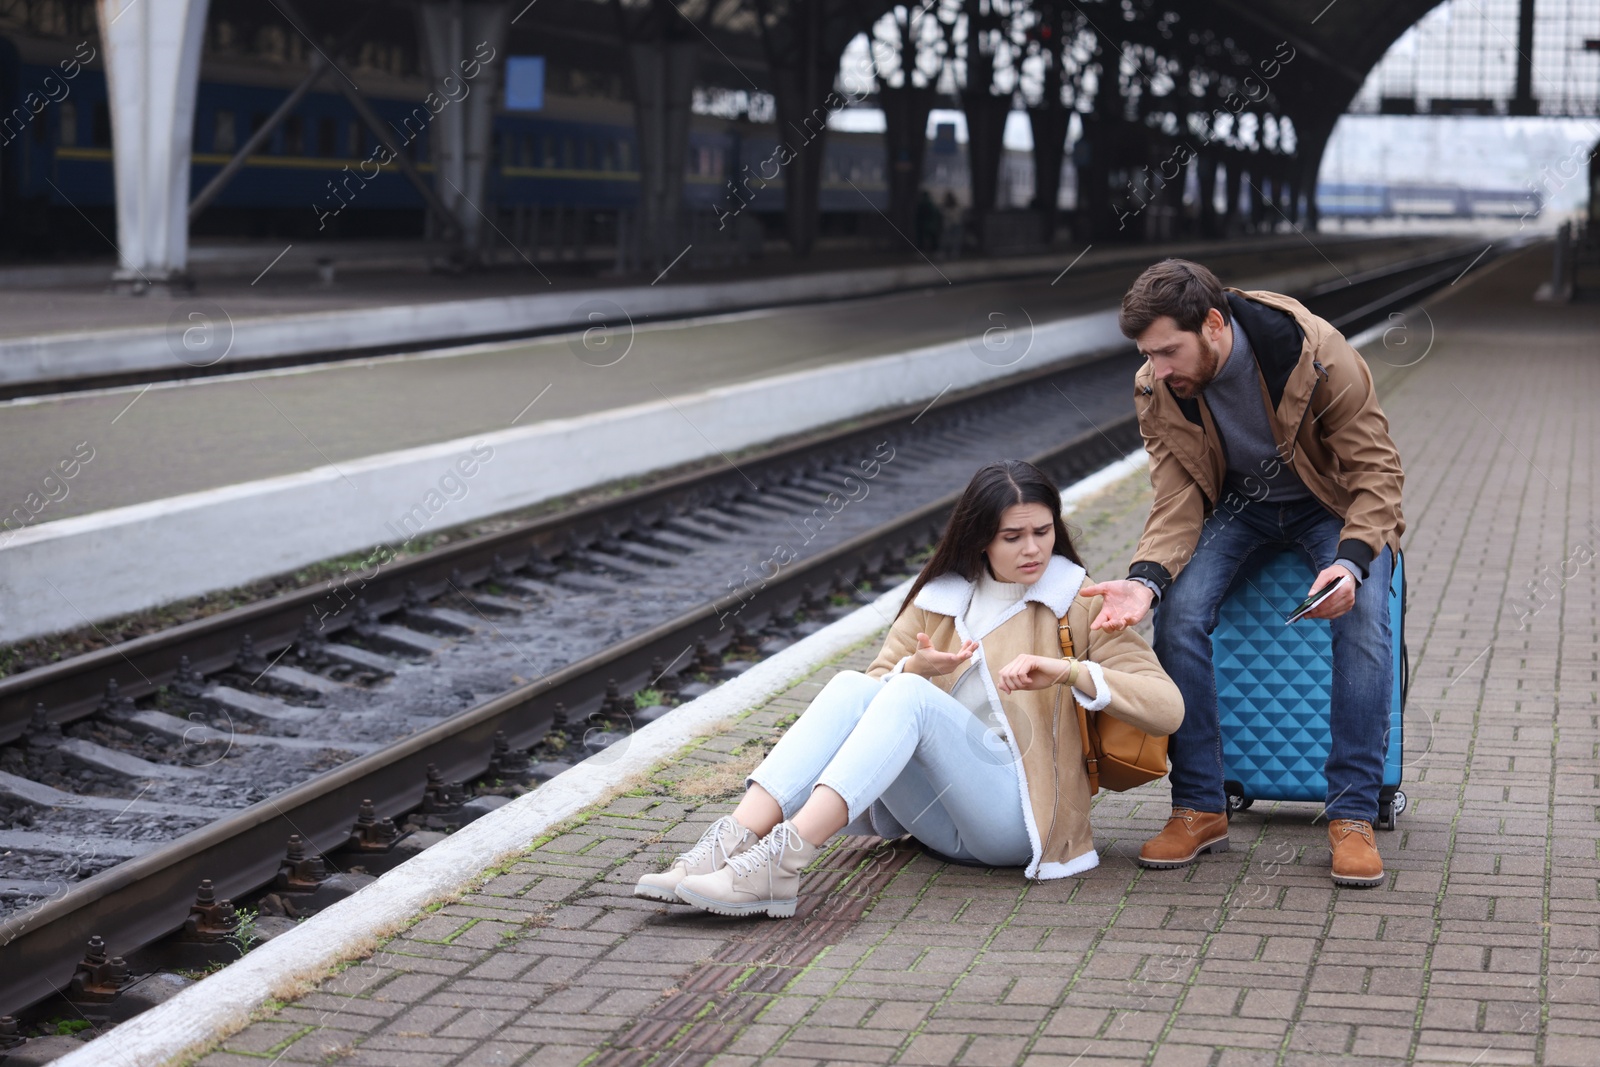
xmin=417 ymin=1 xmax=510 ymax=256
xmin=1512 ymin=0 xmax=1538 ymax=116
xmin=96 ymin=0 xmax=210 ymax=287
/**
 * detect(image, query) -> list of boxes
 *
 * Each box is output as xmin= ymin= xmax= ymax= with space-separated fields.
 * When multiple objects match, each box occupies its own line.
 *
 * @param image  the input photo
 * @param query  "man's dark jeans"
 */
xmin=1152 ymin=497 xmax=1394 ymax=822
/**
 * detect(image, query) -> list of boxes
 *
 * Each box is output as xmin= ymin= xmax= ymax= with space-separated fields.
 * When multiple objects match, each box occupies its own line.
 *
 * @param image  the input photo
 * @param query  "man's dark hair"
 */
xmin=1118 ymin=258 xmax=1231 ymax=339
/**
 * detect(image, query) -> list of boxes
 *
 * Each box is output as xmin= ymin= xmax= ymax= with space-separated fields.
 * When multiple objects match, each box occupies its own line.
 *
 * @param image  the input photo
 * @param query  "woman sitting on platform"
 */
xmin=634 ymin=459 xmax=1184 ymax=917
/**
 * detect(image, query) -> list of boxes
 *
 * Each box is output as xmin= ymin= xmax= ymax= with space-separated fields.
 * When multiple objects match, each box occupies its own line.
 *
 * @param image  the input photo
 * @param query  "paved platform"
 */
xmin=77 ymin=240 xmax=1590 ymax=1067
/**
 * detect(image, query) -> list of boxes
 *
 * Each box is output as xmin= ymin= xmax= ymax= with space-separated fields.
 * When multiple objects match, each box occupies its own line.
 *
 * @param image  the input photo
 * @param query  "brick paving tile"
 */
xmin=197 ymin=1053 xmax=283 ymax=1067
xmin=215 ymin=1020 xmax=309 ymax=1054
xmin=360 ymin=1035 xmax=477 ymax=1054
xmin=449 ymin=1042 xmax=533 ymax=1066
xmin=185 ymin=248 xmax=1598 ymax=1067
xmin=340 ymin=1051 xmax=458 ymax=1066
xmin=272 ymin=1027 xmax=370 ymax=1061
xmin=899 ymin=1032 xmax=971 ymax=1064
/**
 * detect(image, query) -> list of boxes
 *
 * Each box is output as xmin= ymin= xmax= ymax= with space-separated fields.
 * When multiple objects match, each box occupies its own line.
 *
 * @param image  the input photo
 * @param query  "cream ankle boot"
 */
xmin=634 ymin=815 xmax=757 ymax=903
xmin=675 ymin=821 xmax=821 ymax=918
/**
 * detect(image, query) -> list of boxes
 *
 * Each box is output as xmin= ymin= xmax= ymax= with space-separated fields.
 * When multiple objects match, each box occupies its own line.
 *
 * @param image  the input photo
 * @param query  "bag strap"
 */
xmin=1058 ymin=618 xmax=1099 ymax=793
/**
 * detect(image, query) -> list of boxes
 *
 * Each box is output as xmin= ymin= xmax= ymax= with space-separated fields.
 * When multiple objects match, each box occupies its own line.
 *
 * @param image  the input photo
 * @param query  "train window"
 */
xmin=521 ymin=134 xmax=533 ymax=167
xmin=618 ymin=139 xmax=631 ymax=171
xmin=562 ymin=137 xmax=574 ymax=169
xmin=92 ymin=102 xmax=111 ymax=148
xmin=250 ymin=112 xmax=270 ymax=151
xmin=318 ymin=117 xmax=336 ymax=157
xmin=601 ymin=141 xmax=615 ymax=171
xmin=350 ymin=121 xmax=364 ymax=159
xmin=213 ymin=110 xmax=236 ymax=154
xmin=283 ymin=115 xmax=304 ymax=156
xmin=583 ymin=140 xmax=594 ymax=170
xmin=58 ymin=100 xmax=76 ymax=146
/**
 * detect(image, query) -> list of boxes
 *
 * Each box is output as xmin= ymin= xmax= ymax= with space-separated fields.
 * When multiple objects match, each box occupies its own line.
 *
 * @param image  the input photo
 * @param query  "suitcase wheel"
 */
xmin=1225 ymin=782 xmax=1253 ymax=813
xmin=1377 ymin=790 xmax=1406 ymax=831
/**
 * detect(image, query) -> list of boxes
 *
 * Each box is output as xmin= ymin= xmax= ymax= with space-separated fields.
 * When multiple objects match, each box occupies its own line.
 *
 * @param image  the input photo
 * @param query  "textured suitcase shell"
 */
xmin=1213 ymin=547 xmax=1408 ymax=827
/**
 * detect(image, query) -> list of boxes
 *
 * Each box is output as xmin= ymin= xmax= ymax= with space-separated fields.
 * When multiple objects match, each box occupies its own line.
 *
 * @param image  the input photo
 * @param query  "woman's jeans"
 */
xmin=746 ymin=670 xmax=1032 ymax=866
xmin=1153 ymin=497 xmax=1394 ymax=822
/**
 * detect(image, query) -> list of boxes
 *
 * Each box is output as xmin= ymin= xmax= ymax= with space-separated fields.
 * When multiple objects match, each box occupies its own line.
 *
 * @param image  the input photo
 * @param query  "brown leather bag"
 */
xmin=1058 ymin=618 xmax=1169 ymax=795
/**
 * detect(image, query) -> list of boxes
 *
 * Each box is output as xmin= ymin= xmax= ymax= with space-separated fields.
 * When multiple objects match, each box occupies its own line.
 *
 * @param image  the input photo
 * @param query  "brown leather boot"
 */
xmin=1137 ymin=808 xmax=1230 ymax=869
xmin=1328 ymin=819 xmax=1385 ymax=887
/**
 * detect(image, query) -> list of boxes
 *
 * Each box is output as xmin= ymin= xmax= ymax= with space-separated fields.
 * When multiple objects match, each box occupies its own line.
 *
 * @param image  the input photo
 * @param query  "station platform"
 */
xmin=0 ymin=234 xmax=1425 ymax=386
xmin=0 ymin=234 xmax=1464 ymax=647
xmin=61 ymin=242 xmax=1600 ymax=1067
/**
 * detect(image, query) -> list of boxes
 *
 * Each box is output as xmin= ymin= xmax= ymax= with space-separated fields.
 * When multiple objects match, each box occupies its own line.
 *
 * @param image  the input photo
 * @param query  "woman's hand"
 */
xmin=907 ymin=633 xmax=979 ymax=678
xmin=995 ymin=654 xmax=1075 ymax=694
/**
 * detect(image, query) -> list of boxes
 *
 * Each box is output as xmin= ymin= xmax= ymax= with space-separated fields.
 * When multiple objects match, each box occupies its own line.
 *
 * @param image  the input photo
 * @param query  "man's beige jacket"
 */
xmin=1126 ymin=288 xmax=1406 ymax=594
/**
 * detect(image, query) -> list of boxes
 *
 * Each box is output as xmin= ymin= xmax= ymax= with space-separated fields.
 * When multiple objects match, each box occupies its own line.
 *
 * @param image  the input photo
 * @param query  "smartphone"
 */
xmin=1285 ymin=574 xmax=1348 ymax=624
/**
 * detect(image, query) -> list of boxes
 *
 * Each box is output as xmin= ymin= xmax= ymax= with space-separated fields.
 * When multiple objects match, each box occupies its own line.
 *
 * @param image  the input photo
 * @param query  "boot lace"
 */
xmin=726 ymin=822 xmax=803 ymax=877
xmin=676 ymin=815 xmax=746 ymax=869
xmin=1331 ymin=819 xmax=1374 ymax=843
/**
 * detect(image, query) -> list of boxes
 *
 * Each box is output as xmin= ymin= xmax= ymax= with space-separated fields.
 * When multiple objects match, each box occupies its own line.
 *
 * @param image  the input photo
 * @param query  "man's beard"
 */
xmin=1166 ymin=341 xmax=1221 ymax=399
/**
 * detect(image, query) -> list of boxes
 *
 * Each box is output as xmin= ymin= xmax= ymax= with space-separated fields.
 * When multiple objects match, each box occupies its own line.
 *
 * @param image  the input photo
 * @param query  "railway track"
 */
xmin=0 ymin=240 xmax=1502 ymax=1023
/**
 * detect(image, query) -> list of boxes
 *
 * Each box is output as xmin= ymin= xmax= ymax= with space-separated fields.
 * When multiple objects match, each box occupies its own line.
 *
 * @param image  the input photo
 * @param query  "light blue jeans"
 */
xmin=745 ymin=669 xmax=1033 ymax=866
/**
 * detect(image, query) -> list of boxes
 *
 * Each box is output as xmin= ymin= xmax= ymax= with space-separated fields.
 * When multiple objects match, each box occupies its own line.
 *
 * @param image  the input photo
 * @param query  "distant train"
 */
xmin=0 ymin=37 xmax=888 ymax=249
xmin=1317 ymin=181 xmax=1541 ymax=220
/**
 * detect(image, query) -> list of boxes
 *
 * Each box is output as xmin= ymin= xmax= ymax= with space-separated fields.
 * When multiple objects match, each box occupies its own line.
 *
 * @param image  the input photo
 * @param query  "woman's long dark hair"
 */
xmin=897 ymin=459 xmax=1083 ymax=618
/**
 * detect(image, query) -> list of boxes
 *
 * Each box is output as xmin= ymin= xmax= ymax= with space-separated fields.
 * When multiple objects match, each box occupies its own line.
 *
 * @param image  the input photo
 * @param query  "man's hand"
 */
xmin=907 ymin=633 xmax=979 ymax=677
xmin=1082 ymin=579 xmax=1156 ymax=632
xmin=995 ymin=654 xmax=1073 ymax=695
xmin=1300 ymin=565 xmax=1356 ymax=620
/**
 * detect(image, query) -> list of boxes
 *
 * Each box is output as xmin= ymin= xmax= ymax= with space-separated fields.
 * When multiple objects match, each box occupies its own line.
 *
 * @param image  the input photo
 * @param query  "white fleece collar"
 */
xmin=912 ymin=554 xmax=1087 ymax=621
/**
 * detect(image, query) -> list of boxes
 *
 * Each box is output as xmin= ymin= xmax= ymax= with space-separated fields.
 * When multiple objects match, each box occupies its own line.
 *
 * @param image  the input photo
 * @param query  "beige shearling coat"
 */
xmin=865 ymin=554 xmax=1183 ymax=878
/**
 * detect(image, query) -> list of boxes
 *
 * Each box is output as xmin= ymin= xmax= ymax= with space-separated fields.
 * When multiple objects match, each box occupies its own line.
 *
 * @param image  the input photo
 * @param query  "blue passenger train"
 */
xmin=0 ymin=37 xmax=888 ymax=251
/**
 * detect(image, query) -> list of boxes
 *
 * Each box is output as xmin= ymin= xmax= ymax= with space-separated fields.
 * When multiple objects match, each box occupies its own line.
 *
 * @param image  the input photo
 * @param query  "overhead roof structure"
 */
xmin=8 ymin=0 xmax=1575 ymax=278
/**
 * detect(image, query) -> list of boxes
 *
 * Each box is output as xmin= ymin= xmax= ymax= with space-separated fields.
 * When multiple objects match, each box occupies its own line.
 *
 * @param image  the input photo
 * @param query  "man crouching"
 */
xmin=1083 ymin=259 xmax=1405 ymax=888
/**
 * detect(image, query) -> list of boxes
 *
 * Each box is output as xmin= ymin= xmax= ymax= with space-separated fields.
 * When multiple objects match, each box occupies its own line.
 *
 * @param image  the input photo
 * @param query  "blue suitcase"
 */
xmin=1213 ymin=546 xmax=1409 ymax=829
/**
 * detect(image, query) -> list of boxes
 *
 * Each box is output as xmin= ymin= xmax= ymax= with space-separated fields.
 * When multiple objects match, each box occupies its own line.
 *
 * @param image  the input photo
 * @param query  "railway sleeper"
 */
xmin=460 ymin=590 xmax=529 ymax=616
xmin=552 ymin=570 xmax=624 ymax=594
xmin=0 ymin=828 xmax=155 ymax=860
xmin=203 ymin=686 xmax=319 ymax=730
xmin=0 ymin=770 xmax=214 ymax=819
xmin=115 ymin=708 xmax=378 ymax=756
xmin=54 ymin=737 xmax=205 ymax=782
xmin=349 ymin=621 xmax=447 ymax=657
xmin=399 ymin=604 xmax=480 ymax=636
xmin=574 ymin=549 xmax=663 ymax=577
xmin=260 ymin=664 xmax=347 ymax=698
xmin=610 ymin=539 xmax=689 ymax=565
xmin=315 ymin=641 xmax=401 ymax=677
